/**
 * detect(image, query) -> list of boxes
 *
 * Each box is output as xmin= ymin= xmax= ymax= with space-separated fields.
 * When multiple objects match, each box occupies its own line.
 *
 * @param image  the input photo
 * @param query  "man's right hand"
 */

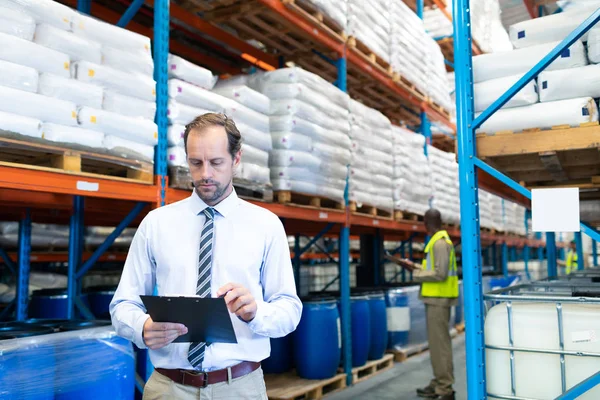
xmin=143 ymin=317 xmax=188 ymax=350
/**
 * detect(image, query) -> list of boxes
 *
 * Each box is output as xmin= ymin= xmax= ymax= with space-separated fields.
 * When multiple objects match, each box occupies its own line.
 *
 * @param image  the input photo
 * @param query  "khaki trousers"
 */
xmin=142 ymin=367 xmax=268 ymax=400
xmin=426 ymin=304 xmax=454 ymax=395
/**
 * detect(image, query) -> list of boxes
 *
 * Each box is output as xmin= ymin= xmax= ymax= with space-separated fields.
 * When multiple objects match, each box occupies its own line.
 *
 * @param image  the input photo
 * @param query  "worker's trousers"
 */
xmin=426 ymin=304 xmax=454 ymax=395
xmin=142 ymin=367 xmax=268 ymax=400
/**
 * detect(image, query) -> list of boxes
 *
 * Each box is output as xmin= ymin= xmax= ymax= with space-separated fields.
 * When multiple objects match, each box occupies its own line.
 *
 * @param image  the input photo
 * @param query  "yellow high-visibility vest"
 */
xmin=421 ymin=230 xmax=459 ymax=298
xmin=566 ymin=250 xmax=578 ymax=274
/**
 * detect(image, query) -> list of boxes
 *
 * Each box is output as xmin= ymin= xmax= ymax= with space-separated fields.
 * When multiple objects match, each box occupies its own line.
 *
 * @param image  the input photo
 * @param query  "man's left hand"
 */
xmin=217 ymin=283 xmax=257 ymax=322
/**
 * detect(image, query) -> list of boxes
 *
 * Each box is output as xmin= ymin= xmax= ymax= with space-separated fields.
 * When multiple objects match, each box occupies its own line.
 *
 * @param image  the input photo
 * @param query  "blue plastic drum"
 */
xmin=294 ymin=298 xmax=341 ymax=380
xmin=29 ymin=289 xmax=90 ymax=319
xmin=385 ymin=288 xmax=410 ymax=350
xmin=0 ymin=326 xmax=55 ymax=400
xmin=54 ymin=321 xmax=134 ymax=400
xmin=262 ymin=335 xmax=293 ymax=374
xmin=339 ymin=295 xmax=370 ymax=368
xmin=366 ymin=292 xmax=388 ymax=360
xmin=86 ymin=286 xmax=117 ymax=319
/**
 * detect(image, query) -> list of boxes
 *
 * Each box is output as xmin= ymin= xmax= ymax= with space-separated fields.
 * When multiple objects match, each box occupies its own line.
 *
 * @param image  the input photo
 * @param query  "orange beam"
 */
xmin=432 ymin=0 xmax=452 ymax=21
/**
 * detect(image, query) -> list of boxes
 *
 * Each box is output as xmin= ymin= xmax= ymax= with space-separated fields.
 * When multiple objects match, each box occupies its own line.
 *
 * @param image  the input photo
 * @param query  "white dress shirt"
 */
xmin=109 ymin=189 xmax=302 ymax=371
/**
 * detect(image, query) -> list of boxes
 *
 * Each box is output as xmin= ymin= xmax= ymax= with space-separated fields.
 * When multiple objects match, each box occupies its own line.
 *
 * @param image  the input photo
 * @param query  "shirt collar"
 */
xmin=189 ymin=187 xmax=239 ymax=218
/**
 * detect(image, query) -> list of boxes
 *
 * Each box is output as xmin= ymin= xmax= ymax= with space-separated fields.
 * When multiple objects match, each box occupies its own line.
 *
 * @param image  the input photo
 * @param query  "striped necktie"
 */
xmin=188 ymin=207 xmax=215 ymax=369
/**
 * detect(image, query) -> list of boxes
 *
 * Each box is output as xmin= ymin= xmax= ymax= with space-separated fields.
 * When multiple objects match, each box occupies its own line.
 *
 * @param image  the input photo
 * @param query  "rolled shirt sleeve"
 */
xmin=412 ymin=240 xmax=451 ymax=283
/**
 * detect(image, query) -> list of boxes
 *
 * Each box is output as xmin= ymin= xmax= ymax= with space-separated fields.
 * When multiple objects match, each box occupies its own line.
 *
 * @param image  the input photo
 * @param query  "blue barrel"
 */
xmin=366 ymin=292 xmax=388 ymax=360
xmin=0 ymin=326 xmax=55 ymax=400
xmin=339 ymin=295 xmax=370 ymax=368
xmin=86 ymin=286 xmax=117 ymax=319
xmin=262 ymin=335 xmax=293 ymax=374
xmin=54 ymin=321 xmax=134 ymax=400
xmin=385 ymin=288 xmax=410 ymax=350
xmin=29 ymin=289 xmax=90 ymax=319
xmin=294 ymin=298 xmax=341 ymax=380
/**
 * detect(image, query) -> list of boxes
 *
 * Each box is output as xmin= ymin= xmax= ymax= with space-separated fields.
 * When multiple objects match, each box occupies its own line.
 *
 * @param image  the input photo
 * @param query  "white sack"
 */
xmin=509 ymin=7 xmax=597 ymax=49
xmin=72 ymin=13 xmax=151 ymax=55
xmin=78 ymin=107 xmax=158 ymax=146
xmin=237 ymin=122 xmax=272 ymax=152
xmin=168 ymin=124 xmax=186 ymax=147
xmin=472 ymin=40 xmax=587 ymax=84
xmin=40 ymin=123 xmax=104 ymax=149
xmin=0 ymin=85 xmax=76 ymax=126
xmin=319 ymin=186 xmax=344 ymax=201
xmin=270 ymin=115 xmax=350 ymax=148
xmin=269 ymin=149 xmax=321 ymax=171
xmin=167 ymin=146 xmax=187 ymax=167
xmin=102 ymin=47 xmax=153 ymax=77
xmin=270 ymin=166 xmax=316 ymax=182
xmin=349 ymin=99 xmax=391 ymax=130
xmin=39 ymin=73 xmax=103 ymax=109
xmin=270 ymin=99 xmax=347 ymax=133
xmin=0 ymin=6 xmax=35 ymax=40
xmin=211 ymin=85 xmax=270 ymax=115
xmin=320 ymin=161 xmax=348 ymax=181
xmin=237 ymin=162 xmax=270 ymax=184
xmin=0 ymin=59 xmax=38 ymax=93
xmin=0 ymin=0 xmax=74 ymax=31
xmin=167 ymin=100 xmax=211 ymax=126
xmin=271 ymin=179 xmax=318 ymax=195
xmin=168 ymin=54 xmax=217 ymax=89
xmin=72 ymin=61 xmax=156 ymax=102
xmin=105 ymin=135 xmax=155 ymax=161
xmin=370 ymin=160 xmax=394 ymax=177
xmin=477 ymin=97 xmax=599 ymax=134
xmin=241 ymin=144 xmax=269 ymax=167
xmin=224 ymin=101 xmax=269 ymax=133
xmin=0 ymin=32 xmax=70 ymax=78
xmin=350 ymin=167 xmax=371 ymax=183
xmin=261 ymin=82 xmax=348 ymax=120
xmin=103 ymin=91 xmax=156 ymax=120
xmin=474 ymin=74 xmax=538 ymax=113
xmin=312 ymin=142 xmax=352 ymax=165
xmin=539 ymin=65 xmax=600 ymax=103
xmin=0 ymin=110 xmax=41 ymax=138
xmin=271 ymin=132 xmax=312 ymax=152
xmin=588 ymin=29 xmax=600 ymax=64
xmin=34 ymin=24 xmax=102 ymax=64
xmin=168 ymin=79 xmax=227 ymax=112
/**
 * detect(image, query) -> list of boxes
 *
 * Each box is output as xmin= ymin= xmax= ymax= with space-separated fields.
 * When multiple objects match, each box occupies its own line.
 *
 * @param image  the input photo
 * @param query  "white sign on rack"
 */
xmin=532 ymin=188 xmax=579 ymax=232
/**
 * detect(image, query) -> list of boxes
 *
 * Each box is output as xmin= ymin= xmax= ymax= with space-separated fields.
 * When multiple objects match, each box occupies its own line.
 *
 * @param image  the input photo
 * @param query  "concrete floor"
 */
xmin=327 ymin=335 xmax=467 ymax=400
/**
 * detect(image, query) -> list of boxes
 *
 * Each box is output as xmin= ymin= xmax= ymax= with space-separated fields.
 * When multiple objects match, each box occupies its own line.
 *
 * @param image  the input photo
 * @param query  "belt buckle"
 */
xmin=200 ymin=371 xmax=209 ymax=388
xmin=182 ymin=370 xmax=209 ymax=388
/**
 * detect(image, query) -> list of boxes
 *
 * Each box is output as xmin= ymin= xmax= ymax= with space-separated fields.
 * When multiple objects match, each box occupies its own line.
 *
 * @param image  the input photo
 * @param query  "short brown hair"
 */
xmin=183 ymin=113 xmax=243 ymax=158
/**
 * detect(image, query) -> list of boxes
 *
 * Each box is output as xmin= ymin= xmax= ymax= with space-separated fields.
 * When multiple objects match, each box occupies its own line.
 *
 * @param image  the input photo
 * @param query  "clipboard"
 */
xmin=140 ymin=295 xmax=237 ymax=344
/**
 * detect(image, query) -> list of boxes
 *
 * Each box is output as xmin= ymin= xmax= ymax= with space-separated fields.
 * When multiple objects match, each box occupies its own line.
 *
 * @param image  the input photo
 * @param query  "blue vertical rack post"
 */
xmin=455 ymin=2 xmax=600 ymax=396
xmin=15 ymin=210 xmax=32 ymax=321
xmin=501 ymin=242 xmax=508 ymax=277
xmin=575 ymin=231 xmax=585 ymax=271
xmin=154 ymin=0 xmax=170 ymax=207
xmin=547 ymin=232 xmax=558 ymax=277
xmin=593 ymin=240 xmax=598 ymax=267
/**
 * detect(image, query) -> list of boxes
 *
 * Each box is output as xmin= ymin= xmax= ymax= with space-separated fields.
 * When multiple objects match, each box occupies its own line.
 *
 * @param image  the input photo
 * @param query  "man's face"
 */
xmin=186 ymin=126 xmax=241 ymax=205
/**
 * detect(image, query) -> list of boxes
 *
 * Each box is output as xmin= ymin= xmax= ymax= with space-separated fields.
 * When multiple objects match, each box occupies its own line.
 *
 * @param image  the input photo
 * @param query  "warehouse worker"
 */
xmin=558 ymin=240 xmax=578 ymax=274
xmin=110 ymin=113 xmax=302 ymax=400
xmin=386 ymin=209 xmax=457 ymax=400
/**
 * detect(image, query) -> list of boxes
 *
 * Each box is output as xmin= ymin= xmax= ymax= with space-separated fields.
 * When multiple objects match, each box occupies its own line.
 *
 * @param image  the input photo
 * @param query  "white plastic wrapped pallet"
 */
xmin=211 ymin=85 xmax=270 ymax=115
xmin=168 ymin=79 xmax=227 ymax=113
xmin=509 ymin=6 xmax=598 ymax=49
xmin=168 ymin=124 xmax=185 ymax=147
xmin=269 ymin=149 xmax=320 ymax=171
xmin=168 ymin=54 xmax=217 ymax=90
xmin=102 ymin=47 xmax=154 ymax=77
xmin=40 ymin=123 xmax=104 ymax=148
xmin=271 ymin=132 xmax=312 ymax=153
xmin=0 ymin=0 xmax=74 ymax=31
xmin=78 ymin=107 xmax=158 ymax=146
xmin=224 ymin=100 xmax=270 ymax=133
xmin=476 ymin=97 xmax=599 ymax=134
xmin=0 ymin=59 xmax=38 ymax=93
xmin=538 ymin=65 xmax=600 ymax=103
xmin=0 ymin=32 xmax=70 ymax=78
xmin=472 ymin=40 xmax=587 ymax=83
xmin=167 ymin=146 xmax=187 ymax=167
xmin=167 ymin=100 xmax=211 ymax=126
xmin=302 ymin=0 xmax=346 ymax=31
xmin=237 ymin=122 xmax=272 ymax=152
xmin=0 ymin=110 xmax=41 ymax=138
xmin=104 ymin=135 xmax=155 ymax=161
xmin=474 ymin=74 xmax=538 ymax=113
xmin=270 ymin=99 xmax=347 ymax=134
xmin=0 ymin=85 xmax=77 ymax=126
xmin=103 ymin=91 xmax=156 ymax=120
xmin=38 ymin=73 xmax=103 ymax=109
xmin=270 ymin=116 xmax=350 ymax=148
xmin=271 ymin=179 xmax=318 ymax=195
xmin=0 ymin=5 xmax=35 ymax=40
xmin=261 ymin=82 xmax=348 ymax=120
xmin=34 ymin=23 xmax=102 ymax=64
xmin=237 ymin=162 xmax=270 ymax=184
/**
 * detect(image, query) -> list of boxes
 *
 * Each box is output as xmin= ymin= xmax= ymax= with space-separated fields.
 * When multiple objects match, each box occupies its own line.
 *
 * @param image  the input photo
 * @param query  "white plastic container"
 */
xmin=485 ymin=302 xmax=600 ymax=399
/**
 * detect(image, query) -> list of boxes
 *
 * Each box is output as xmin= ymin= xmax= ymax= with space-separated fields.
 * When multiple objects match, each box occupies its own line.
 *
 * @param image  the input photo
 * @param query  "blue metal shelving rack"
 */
xmin=453 ymin=1 xmax=600 ymax=398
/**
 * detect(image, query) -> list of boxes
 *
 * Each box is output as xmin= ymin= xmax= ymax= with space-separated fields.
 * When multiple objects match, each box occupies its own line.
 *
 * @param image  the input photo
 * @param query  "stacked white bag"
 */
xmin=251 ymin=67 xmax=351 ymax=202
xmin=349 ymin=100 xmax=393 ymax=211
xmin=427 ymin=145 xmax=460 ymax=225
xmin=391 ymin=126 xmax=432 ymax=216
xmin=347 ymin=0 xmax=390 ymax=64
xmin=479 ymin=190 xmax=494 ymax=230
xmin=503 ymin=200 xmax=527 ymax=235
xmin=302 ymin=0 xmax=346 ymax=33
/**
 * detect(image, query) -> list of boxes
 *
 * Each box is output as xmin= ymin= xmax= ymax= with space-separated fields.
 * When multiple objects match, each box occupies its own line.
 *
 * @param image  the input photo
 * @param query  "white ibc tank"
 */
xmin=485 ymin=302 xmax=600 ymax=399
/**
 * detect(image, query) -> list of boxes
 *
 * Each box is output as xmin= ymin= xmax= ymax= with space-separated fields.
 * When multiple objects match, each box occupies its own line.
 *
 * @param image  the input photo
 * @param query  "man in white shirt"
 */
xmin=110 ymin=113 xmax=302 ymax=400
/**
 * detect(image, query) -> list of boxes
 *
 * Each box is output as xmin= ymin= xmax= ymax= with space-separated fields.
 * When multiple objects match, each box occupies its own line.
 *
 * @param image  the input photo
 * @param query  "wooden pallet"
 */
xmin=276 ymin=191 xmax=345 ymax=211
xmin=0 ymin=135 xmax=153 ymax=184
xmin=347 ymin=36 xmax=394 ymax=78
xmin=282 ymin=0 xmax=346 ymax=40
xmin=265 ymin=372 xmax=347 ymax=400
xmin=402 ymin=0 xmax=447 ymax=12
xmin=387 ymin=342 xmax=430 ymax=363
xmin=394 ymin=210 xmax=424 ymax=222
xmin=455 ymin=322 xmax=465 ymax=333
xmin=427 ymin=97 xmax=452 ymax=119
xmin=392 ymin=72 xmax=426 ymax=99
xmin=347 ymin=354 xmax=394 ymax=384
xmin=476 ymin=122 xmax=600 ymax=198
xmin=350 ymin=201 xmax=393 ymax=219
xmin=173 ymin=0 xmax=238 ymax=13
